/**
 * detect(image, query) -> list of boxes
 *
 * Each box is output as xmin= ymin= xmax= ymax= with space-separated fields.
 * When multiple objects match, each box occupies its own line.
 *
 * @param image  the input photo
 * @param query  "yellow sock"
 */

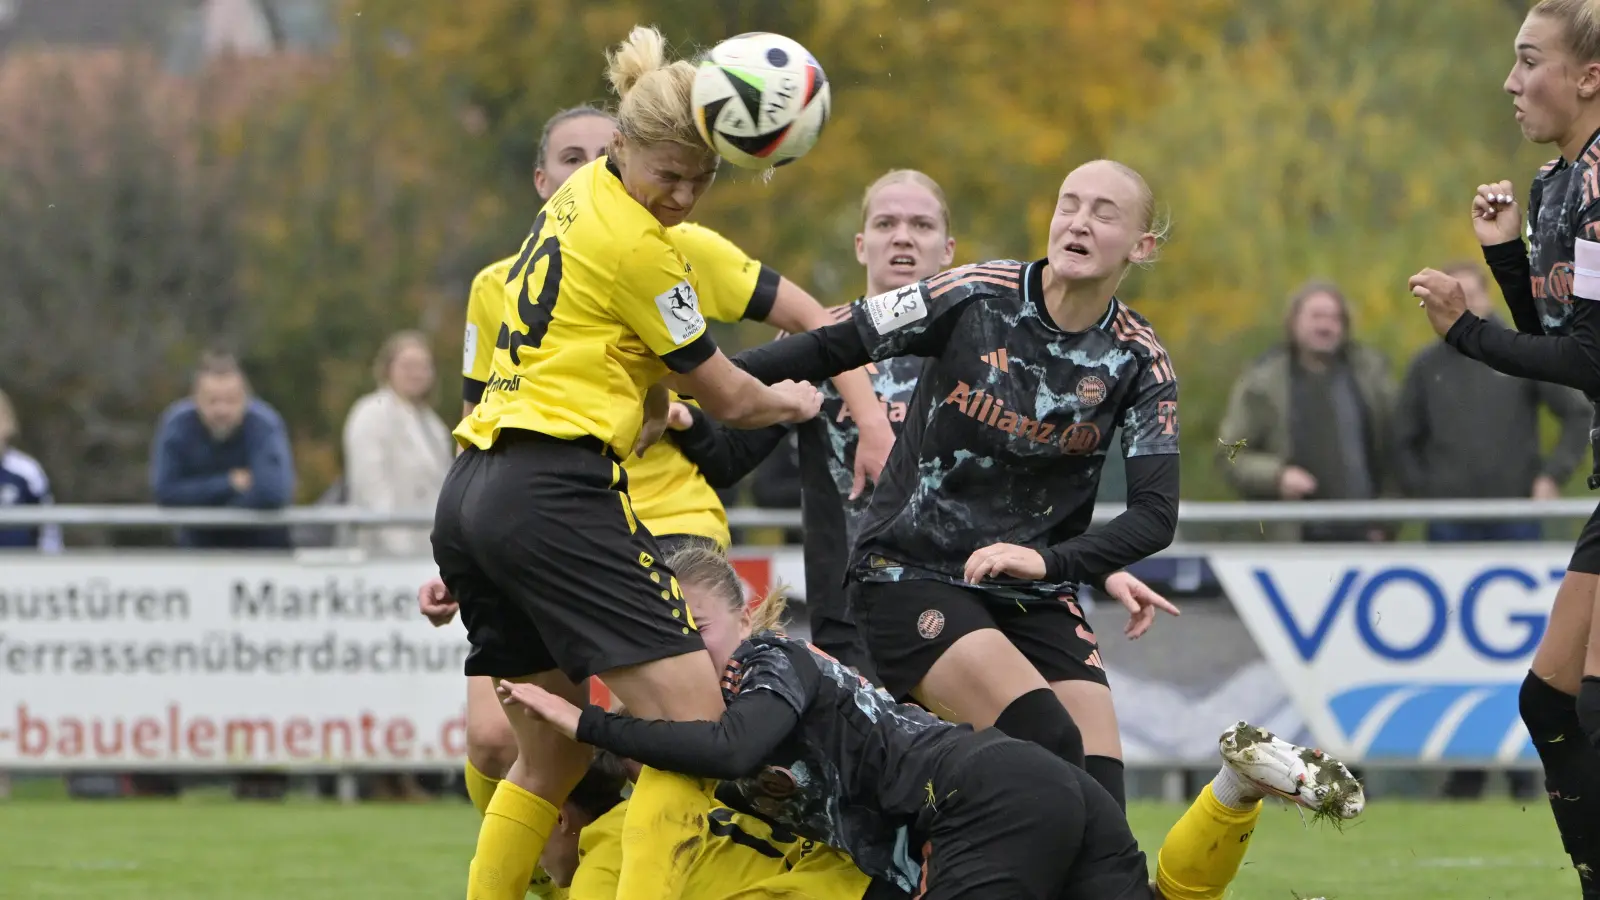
xmin=1155 ymin=783 xmax=1262 ymax=900
xmin=467 ymin=779 xmax=560 ymax=900
xmin=463 ymin=761 xmax=561 ymax=898
xmin=465 ymin=759 xmax=500 ymax=817
xmin=613 ymin=766 xmax=713 ymax=900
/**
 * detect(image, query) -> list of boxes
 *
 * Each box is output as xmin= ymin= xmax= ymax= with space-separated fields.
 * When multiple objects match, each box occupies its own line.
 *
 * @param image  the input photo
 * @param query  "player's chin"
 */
xmin=1048 ymin=252 xmax=1109 ymax=282
xmin=654 ymin=206 xmax=690 ymax=227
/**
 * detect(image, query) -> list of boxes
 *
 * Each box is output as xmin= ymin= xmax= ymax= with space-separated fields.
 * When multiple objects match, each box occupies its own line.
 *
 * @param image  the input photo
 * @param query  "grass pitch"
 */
xmin=0 ymin=788 xmax=1576 ymax=898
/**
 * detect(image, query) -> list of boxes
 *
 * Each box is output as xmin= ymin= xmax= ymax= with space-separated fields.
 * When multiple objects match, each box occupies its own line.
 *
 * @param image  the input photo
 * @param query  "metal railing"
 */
xmin=0 ymin=497 xmax=1593 ymax=529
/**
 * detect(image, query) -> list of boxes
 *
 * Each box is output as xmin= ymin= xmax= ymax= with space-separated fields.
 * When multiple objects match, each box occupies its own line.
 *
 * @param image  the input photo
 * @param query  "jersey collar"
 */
xmin=1023 ymin=259 xmax=1117 ymax=334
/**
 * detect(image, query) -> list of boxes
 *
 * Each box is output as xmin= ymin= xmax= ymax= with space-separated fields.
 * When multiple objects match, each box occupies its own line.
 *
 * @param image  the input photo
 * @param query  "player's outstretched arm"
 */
xmin=499 ymin=680 xmax=799 ymax=781
xmin=672 ymin=352 xmax=823 ymax=429
xmin=669 ymin=403 xmax=791 ymax=488
xmin=729 ymin=318 xmax=875 ymax=387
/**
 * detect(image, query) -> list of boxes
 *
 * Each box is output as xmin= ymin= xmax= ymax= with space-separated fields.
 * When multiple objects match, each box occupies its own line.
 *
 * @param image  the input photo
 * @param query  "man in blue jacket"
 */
xmin=150 ymin=352 xmax=295 ymax=549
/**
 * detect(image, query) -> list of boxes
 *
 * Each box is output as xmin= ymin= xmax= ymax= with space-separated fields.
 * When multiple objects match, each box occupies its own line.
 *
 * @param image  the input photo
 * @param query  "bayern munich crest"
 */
xmin=1075 ymin=375 xmax=1107 ymax=406
xmin=917 ymin=609 xmax=945 ymax=639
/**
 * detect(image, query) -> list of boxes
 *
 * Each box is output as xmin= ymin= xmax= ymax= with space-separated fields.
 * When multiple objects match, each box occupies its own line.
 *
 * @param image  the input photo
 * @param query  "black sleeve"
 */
xmin=1483 ymin=240 xmax=1543 ymax=336
xmin=730 ymin=319 xmax=873 ymax=386
xmin=463 ymin=377 xmax=487 ymax=404
xmin=672 ymin=405 xmax=792 ymax=488
xmin=574 ymin=690 xmax=800 ymax=781
xmin=661 ymin=331 xmax=720 ymax=375
xmin=1041 ymin=454 xmax=1178 ymax=589
xmin=741 ymin=265 xmax=781 ymax=323
xmin=1445 ymin=303 xmax=1600 ymax=396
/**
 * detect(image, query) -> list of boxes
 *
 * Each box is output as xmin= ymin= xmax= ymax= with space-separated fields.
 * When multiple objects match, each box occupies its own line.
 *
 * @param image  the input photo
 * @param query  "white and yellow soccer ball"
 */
xmin=691 ymin=32 xmax=831 ymax=170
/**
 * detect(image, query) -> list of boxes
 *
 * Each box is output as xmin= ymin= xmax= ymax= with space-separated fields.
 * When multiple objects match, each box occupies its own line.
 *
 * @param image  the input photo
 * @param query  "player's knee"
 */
xmin=466 ymin=714 xmax=518 ymax=778
xmin=1522 ymin=669 xmax=1580 ymax=741
xmin=1576 ymin=676 xmax=1600 ymax=753
xmin=994 ymin=687 xmax=1085 ymax=767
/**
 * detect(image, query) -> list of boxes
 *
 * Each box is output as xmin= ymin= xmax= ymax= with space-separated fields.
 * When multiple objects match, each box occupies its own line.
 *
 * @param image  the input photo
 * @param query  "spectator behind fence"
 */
xmin=150 ymin=352 xmax=295 ymax=549
xmin=1396 ymin=260 xmax=1589 ymax=540
xmin=1395 ymin=260 xmax=1585 ymax=803
xmin=341 ymin=330 xmax=453 ymax=558
xmin=0 ymin=387 xmax=62 ymax=552
xmin=1218 ymin=281 xmax=1397 ymax=542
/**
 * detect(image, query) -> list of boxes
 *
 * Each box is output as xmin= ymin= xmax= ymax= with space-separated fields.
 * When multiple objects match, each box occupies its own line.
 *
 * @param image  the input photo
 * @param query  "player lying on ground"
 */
xmin=501 ymin=545 xmax=1365 ymax=899
xmin=667 ymin=167 xmax=958 ymax=682
xmin=425 ymin=97 xmax=887 ymax=900
xmin=433 ymin=26 xmax=824 ymax=900
xmin=680 ymin=158 xmax=1183 ymax=812
xmin=1408 ymin=2 xmax=1600 ymax=894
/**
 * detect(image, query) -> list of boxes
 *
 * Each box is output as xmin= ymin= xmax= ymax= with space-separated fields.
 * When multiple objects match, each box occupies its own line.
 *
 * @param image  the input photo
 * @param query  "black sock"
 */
xmin=1083 ymin=755 xmax=1126 ymax=811
xmin=993 ymin=687 xmax=1084 ymax=768
xmin=1524 ymin=671 xmax=1600 ymax=897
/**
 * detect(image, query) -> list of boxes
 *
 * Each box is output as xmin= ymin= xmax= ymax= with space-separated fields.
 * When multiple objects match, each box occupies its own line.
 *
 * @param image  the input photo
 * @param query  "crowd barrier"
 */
xmin=0 ymin=500 xmax=1582 ymax=781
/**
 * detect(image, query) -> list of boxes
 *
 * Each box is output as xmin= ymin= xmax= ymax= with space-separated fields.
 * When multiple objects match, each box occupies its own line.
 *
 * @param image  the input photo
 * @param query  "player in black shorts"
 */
xmin=432 ymin=28 xmax=820 ymax=900
xmin=497 ymin=545 xmax=1365 ymax=900
xmin=707 ymin=159 xmax=1182 ymax=809
xmin=668 ymin=169 xmax=958 ymax=681
xmin=1408 ymin=4 xmax=1600 ymax=894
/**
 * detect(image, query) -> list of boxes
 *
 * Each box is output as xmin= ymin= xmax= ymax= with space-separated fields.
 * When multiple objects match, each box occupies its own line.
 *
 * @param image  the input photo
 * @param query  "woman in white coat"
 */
xmin=343 ymin=330 xmax=454 ymax=558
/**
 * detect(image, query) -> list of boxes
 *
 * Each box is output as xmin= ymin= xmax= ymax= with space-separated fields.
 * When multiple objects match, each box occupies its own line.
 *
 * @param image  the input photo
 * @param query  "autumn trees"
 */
xmin=0 ymin=0 xmax=1552 ymax=510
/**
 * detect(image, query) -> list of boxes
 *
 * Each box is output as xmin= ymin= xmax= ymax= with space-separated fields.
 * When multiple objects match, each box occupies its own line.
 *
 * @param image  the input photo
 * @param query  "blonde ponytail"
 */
xmin=604 ymin=25 xmax=708 ymax=152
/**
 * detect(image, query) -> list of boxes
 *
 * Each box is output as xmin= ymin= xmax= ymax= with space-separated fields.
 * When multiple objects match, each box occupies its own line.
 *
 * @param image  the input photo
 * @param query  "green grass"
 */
xmin=0 ymin=791 xmax=1578 ymax=899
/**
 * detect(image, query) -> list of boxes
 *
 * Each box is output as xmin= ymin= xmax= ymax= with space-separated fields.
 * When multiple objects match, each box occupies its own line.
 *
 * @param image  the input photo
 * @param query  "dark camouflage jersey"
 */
xmin=713 ymin=631 xmax=969 ymax=893
xmin=845 ymin=259 xmax=1180 ymax=601
xmin=1525 ymin=132 xmax=1600 ymax=472
xmin=796 ymin=304 xmax=924 ymax=612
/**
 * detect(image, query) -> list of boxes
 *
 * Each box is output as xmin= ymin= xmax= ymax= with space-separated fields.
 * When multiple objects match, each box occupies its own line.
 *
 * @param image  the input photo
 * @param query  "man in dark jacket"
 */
xmin=150 ymin=352 xmax=296 ymax=549
xmin=1395 ymin=261 xmax=1590 ymax=539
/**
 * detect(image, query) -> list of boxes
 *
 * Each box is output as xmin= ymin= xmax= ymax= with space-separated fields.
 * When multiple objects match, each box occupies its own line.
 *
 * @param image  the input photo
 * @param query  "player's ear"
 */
xmin=940 ymin=236 xmax=956 ymax=267
xmin=1581 ymin=60 xmax=1600 ymax=101
xmin=854 ymin=232 xmax=868 ymax=267
xmin=1127 ymin=232 xmax=1157 ymax=266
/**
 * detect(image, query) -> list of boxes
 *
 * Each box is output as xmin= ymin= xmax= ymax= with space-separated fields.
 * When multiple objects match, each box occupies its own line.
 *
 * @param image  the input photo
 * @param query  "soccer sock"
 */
xmin=1154 ymin=781 xmax=1262 ymax=900
xmin=464 ymin=759 xmax=500 ymax=817
xmin=1083 ymin=755 xmax=1126 ymax=811
xmin=463 ymin=760 xmax=562 ymax=896
xmin=1524 ymin=671 xmax=1600 ymax=898
xmin=993 ymin=687 xmax=1085 ymax=768
xmin=613 ymin=765 xmax=713 ymax=900
xmin=467 ymin=778 xmax=560 ymax=900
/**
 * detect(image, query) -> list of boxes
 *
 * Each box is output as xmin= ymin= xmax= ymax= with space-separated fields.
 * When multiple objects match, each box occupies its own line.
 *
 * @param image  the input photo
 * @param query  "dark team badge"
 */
xmin=1075 ymin=375 xmax=1107 ymax=406
xmin=917 ymin=609 xmax=945 ymax=640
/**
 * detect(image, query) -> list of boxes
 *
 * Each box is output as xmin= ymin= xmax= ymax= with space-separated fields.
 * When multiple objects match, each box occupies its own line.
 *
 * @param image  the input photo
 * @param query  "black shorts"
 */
xmin=918 ymin=730 xmax=1150 ymax=900
xmin=855 ymin=578 xmax=1107 ymax=701
xmin=1571 ymin=503 xmax=1600 ymax=575
xmin=432 ymin=430 xmax=705 ymax=683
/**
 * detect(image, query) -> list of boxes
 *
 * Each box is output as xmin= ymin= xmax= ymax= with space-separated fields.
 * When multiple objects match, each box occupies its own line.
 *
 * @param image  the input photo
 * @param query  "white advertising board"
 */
xmin=0 ymin=551 xmax=803 ymax=770
xmin=1210 ymin=544 xmax=1561 ymax=765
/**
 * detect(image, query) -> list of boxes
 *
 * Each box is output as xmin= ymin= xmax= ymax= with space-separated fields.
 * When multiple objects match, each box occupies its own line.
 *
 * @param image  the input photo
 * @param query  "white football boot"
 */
xmin=1218 ymin=721 xmax=1365 ymax=821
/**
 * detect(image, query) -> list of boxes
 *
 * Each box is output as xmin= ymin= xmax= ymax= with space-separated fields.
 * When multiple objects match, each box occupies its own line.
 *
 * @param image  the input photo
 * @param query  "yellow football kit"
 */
xmin=461 ymin=201 xmax=778 ymax=547
xmin=569 ymin=799 xmax=870 ymax=900
xmin=454 ymin=157 xmax=716 ymax=461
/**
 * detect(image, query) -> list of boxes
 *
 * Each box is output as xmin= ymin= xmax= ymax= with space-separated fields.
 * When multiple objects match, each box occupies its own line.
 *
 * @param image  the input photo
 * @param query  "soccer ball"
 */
xmin=692 ymin=32 xmax=831 ymax=169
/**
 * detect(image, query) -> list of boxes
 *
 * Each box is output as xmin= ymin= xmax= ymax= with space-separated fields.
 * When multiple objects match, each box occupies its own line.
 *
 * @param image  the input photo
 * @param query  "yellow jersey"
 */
xmin=454 ymin=157 xmax=716 ymax=460
xmin=461 ymin=194 xmax=778 ymax=546
xmin=569 ymin=799 xmax=870 ymax=900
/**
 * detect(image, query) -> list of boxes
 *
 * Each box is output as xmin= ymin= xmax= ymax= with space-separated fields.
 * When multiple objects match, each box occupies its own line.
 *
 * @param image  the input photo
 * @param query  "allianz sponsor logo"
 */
xmin=1210 ymin=549 xmax=1563 ymax=763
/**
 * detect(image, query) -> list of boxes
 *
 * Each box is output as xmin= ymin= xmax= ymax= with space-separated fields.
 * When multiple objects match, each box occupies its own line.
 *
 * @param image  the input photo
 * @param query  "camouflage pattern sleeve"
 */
xmin=1115 ymin=312 xmax=1179 ymax=459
